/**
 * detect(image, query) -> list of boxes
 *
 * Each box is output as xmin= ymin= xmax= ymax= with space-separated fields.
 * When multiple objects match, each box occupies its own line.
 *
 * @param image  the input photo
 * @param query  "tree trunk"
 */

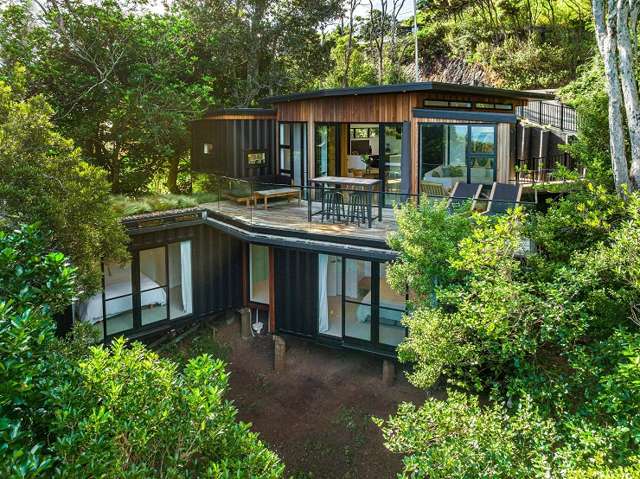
xmin=617 ymin=0 xmax=640 ymax=188
xmin=593 ymin=0 xmax=631 ymax=194
xmin=167 ymin=156 xmax=180 ymax=194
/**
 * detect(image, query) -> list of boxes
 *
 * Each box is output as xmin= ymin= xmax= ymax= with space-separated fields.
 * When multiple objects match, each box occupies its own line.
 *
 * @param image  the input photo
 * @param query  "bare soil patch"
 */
xmin=169 ymin=319 xmax=434 ymax=478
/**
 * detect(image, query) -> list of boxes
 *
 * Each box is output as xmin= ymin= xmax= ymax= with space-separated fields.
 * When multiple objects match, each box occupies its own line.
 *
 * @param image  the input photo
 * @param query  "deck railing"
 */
xmin=195 ymin=174 xmax=537 ymax=231
xmin=515 ymin=101 xmax=579 ymax=132
xmin=514 ymin=153 xmax=585 ymax=186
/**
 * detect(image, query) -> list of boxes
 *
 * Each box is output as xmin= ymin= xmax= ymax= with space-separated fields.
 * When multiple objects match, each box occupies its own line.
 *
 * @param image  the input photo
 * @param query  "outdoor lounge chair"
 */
xmin=483 ymin=182 xmax=523 ymax=215
xmin=447 ymin=182 xmax=483 ymax=210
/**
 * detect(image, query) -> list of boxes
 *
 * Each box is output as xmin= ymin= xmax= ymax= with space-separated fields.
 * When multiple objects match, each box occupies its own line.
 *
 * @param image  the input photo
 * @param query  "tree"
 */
xmin=0 ymin=80 xmax=128 ymax=293
xmin=591 ymin=0 xmax=640 ymax=193
xmin=380 ymin=187 xmax=640 ymax=476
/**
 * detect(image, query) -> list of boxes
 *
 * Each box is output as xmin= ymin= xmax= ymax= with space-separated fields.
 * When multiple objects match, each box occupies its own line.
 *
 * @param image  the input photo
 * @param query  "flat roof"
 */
xmin=204 ymin=107 xmax=275 ymax=117
xmin=261 ymin=82 xmax=554 ymax=104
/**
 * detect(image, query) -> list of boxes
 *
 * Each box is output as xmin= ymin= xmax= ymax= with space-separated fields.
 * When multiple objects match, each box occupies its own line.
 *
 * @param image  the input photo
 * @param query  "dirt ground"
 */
xmin=184 ymin=318 xmax=432 ymax=479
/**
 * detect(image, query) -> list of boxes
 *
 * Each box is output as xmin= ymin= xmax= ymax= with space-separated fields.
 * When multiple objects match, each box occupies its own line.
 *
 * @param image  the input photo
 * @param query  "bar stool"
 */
xmin=348 ymin=190 xmax=368 ymax=225
xmin=322 ymin=190 xmax=346 ymax=223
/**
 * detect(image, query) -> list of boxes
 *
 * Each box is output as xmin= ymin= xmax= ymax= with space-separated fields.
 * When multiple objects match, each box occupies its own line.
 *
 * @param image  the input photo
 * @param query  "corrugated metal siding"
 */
xmin=273 ymin=247 xmax=318 ymax=338
xmin=191 ymin=118 xmax=275 ymax=178
xmin=131 ymin=224 xmax=243 ymax=320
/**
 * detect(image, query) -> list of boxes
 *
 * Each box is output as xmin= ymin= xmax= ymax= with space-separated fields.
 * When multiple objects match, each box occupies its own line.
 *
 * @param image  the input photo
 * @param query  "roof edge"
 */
xmin=260 ymin=82 xmax=555 ymax=105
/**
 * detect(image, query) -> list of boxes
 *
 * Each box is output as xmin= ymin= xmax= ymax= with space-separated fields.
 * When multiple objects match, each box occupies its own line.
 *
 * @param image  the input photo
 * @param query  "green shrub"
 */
xmin=0 ymin=224 xmax=283 ymax=478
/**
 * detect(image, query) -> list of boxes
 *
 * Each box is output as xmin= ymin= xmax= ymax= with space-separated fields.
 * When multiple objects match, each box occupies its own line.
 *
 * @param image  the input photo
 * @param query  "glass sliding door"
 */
xmin=378 ymin=263 xmax=406 ymax=346
xmin=468 ymin=125 xmax=496 ymax=184
xmin=344 ymin=258 xmax=372 ymax=341
xmin=77 ymin=240 xmax=193 ymax=340
xmin=318 ymin=254 xmax=342 ymax=337
xmin=315 ymin=124 xmax=339 ymax=177
xmin=292 ymin=123 xmax=306 ymax=187
xmin=279 ymin=122 xmax=307 ymax=187
xmin=382 ymin=125 xmax=403 ymax=206
xmin=139 ymin=247 xmax=168 ymax=326
xmin=279 ymin=123 xmax=292 ymax=176
xmin=250 ymin=244 xmax=270 ymax=304
xmin=103 ymin=261 xmax=134 ymax=335
xmin=420 ymin=123 xmax=496 ymax=192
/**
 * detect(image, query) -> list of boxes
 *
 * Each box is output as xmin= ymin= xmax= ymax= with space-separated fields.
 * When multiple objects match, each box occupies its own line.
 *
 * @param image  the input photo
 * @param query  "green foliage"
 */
xmin=111 ymin=192 xmax=217 ymax=217
xmin=382 ymin=188 xmax=640 ymax=476
xmin=387 ymin=199 xmax=474 ymax=301
xmin=0 ymin=81 xmax=128 ymax=294
xmin=0 ymin=225 xmax=77 ymax=315
xmin=0 ymin=225 xmax=283 ymax=478
xmin=52 ymin=340 xmax=283 ymax=478
xmin=376 ymin=391 xmax=558 ymax=478
xmin=0 ymin=0 xmax=341 ymax=194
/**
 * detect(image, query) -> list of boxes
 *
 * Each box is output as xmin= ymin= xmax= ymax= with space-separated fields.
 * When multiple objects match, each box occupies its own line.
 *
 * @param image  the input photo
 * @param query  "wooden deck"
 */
xmin=201 ymin=199 xmax=398 ymax=244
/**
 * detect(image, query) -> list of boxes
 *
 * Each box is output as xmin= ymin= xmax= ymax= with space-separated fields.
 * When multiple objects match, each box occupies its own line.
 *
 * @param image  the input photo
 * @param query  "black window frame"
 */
xmin=419 ymin=122 xmax=498 ymax=185
xmin=95 ymin=239 xmax=194 ymax=340
xmin=317 ymin=255 xmax=408 ymax=353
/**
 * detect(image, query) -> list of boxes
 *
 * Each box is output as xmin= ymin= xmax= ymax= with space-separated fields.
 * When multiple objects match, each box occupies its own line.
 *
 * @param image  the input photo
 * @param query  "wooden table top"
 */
xmin=311 ymin=176 xmax=381 ymax=187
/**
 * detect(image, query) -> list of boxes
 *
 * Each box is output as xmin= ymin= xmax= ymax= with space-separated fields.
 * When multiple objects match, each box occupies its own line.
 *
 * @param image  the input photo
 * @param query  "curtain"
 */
xmin=180 ymin=241 xmax=193 ymax=314
xmin=318 ymin=254 xmax=329 ymax=333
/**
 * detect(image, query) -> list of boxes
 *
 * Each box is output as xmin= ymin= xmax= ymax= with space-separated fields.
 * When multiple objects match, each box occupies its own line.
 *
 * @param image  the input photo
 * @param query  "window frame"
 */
xmin=92 ymin=239 xmax=194 ymax=340
xmin=317 ymin=256 xmax=408 ymax=352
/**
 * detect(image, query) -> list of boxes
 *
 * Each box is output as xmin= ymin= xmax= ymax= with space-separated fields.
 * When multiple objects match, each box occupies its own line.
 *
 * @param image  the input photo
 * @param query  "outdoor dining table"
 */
xmin=309 ymin=176 xmax=382 ymax=228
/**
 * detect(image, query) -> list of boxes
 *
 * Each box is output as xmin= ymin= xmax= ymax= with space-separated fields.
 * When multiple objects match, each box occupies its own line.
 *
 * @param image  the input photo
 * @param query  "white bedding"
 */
xmin=79 ymin=266 xmax=166 ymax=324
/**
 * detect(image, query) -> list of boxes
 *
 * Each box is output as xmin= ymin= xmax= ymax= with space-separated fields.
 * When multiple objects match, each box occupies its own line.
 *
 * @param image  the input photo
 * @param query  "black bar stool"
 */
xmin=348 ymin=190 xmax=368 ymax=225
xmin=322 ymin=190 xmax=345 ymax=223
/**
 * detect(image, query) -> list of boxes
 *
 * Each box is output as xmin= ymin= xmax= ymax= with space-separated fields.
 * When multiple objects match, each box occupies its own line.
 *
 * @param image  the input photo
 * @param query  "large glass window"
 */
xmin=383 ymin=125 xmax=403 ymax=206
xmin=420 ymin=124 xmax=496 ymax=191
xmin=315 ymin=124 xmax=339 ymax=177
xmin=76 ymin=240 xmax=193 ymax=339
xmin=280 ymin=122 xmax=307 ymax=187
xmin=103 ymin=261 xmax=134 ymax=335
xmin=279 ymin=123 xmax=292 ymax=174
xmin=468 ymin=125 xmax=496 ymax=184
xmin=344 ymin=258 xmax=372 ymax=341
xmin=318 ymin=254 xmax=342 ymax=337
xmin=139 ymin=247 xmax=168 ymax=326
xmin=378 ymin=263 xmax=406 ymax=346
xmin=250 ymin=244 xmax=269 ymax=304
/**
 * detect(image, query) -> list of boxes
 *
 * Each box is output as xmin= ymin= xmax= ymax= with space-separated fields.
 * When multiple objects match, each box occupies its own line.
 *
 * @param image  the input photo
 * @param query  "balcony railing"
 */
xmin=516 ymin=101 xmax=579 ymax=133
xmin=514 ymin=153 xmax=585 ymax=186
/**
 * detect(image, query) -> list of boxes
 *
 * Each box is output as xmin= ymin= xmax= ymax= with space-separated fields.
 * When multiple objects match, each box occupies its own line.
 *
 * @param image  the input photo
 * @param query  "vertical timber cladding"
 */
xmin=130 ymin=225 xmax=243 ymax=320
xmin=191 ymin=112 xmax=276 ymax=178
xmin=273 ymin=247 xmax=318 ymax=338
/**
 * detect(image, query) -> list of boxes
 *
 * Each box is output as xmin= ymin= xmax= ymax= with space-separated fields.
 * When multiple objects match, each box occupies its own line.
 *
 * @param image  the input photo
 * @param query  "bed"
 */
xmin=79 ymin=264 xmax=167 ymax=324
xmin=355 ymin=283 xmax=405 ymax=326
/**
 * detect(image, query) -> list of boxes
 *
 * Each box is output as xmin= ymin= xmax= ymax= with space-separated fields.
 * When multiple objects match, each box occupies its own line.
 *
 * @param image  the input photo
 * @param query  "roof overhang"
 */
xmin=261 ymin=82 xmax=554 ymax=105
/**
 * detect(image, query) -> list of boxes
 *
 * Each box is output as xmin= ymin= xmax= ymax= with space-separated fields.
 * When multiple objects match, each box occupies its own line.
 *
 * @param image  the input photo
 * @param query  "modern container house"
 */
xmin=76 ymin=82 xmax=553 ymax=357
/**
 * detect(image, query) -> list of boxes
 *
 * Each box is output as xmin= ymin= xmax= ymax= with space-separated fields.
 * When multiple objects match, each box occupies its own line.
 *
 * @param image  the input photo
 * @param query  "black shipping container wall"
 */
xmin=130 ymin=224 xmax=243 ymax=321
xmin=273 ymin=247 xmax=318 ymax=338
xmin=191 ymin=117 xmax=276 ymax=178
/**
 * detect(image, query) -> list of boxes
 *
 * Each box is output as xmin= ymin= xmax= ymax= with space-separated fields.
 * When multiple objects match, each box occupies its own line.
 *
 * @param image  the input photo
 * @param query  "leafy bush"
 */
xmin=376 ymin=391 xmax=558 ymax=478
xmin=0 ymin=224 xmax=283 ymax=478
xmin=382 ymin=189 xmax=640 ymax=476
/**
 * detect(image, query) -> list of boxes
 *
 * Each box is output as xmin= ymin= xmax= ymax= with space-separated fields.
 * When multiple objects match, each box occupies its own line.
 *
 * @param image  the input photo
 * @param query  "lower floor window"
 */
xmin=318 ymin=254 xmax=407 ymax=348
xmin=76 ymin=240 xmax=193 ymax=340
